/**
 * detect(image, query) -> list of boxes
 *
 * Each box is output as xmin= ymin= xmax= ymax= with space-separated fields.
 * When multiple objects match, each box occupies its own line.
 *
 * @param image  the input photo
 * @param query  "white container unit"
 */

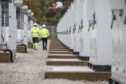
xmin=86 ymin=0 xmax=95 ymax=63
xmin=79 ymin=0 xmax=94 ymax=60
xmin=17 ymin=29 xmax=23 ymax=43
xmin=64 ymin=14 xmax=68 ymax=46
xmin=73 ymin=0 xmax=80 ymax=52
xmin=23 ymin=9 xmax=29 ymax=45
xmin=66 ymin=8 xmax=71 ymax=48
xmin=77 ymin=0 xmax=84 ymax=55
xmin=20 ymin=6 xmax=29 ymax=45
xmin=71 ymin=0 xmax=77 ymax=52
xmin=64 ymin=10 xmax=69 ymax=47
xmin=69 ymin=3 xmax=75 ymax=50
xmin=0 ymin=1 xmax=9 ymax=49
xmin=88 ymin=0 xmax=113 ymax=71
xmin=57 ymin=15 xmax=66 ymax=45
xmin=16 ymin=1 xmax=23 ymax=44
xmin=57 ymin=2 xmax=77 ymax=50
xmin=27 ymin=12 xmax=34 ymax=43
xmin=68 ymin=7 xmax=73 ymax=49
xmin=57 ymin=19 xmax=62 ymax=42
xmin=28 ymin=12 xmax=34 ymax=30
xmin=0 ymin=0 xmax=21 ymax=62
xmin=78 ymin=0 xmax=89 ymax=60
xmin=109 ymin=0 xmax=126 ymax=84
xmin=58 ymin=17 xmax=64 ymax=44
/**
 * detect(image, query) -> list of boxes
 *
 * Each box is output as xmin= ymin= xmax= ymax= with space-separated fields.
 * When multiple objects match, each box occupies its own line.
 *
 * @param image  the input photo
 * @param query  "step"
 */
xmin=50 ymin=45 xmax=64 ymax=47
xmin=45 ymin=66 xmax=111 ymax=81
xmin=48 ymin=54 xmax=78 ymax=59
xmin=49 ymin=47 xmax=66 ymax=49
xmin=50 ymin=42 xmax=61 ymax=43
xmin=50 ymin=47 xmax=66 ymax=49
xmin=47 ymin=58 xmax=88 ymax=66
xmin=50 ymin=49 xmax=69 ymax=51
xmin=49 ymin=51 xmax=73 ymax=54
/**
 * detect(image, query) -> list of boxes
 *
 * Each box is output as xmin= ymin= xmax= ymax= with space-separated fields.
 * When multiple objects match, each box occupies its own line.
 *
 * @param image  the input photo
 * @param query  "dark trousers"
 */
xmin=41 ymin=38 xmax=48 ymax=50
xmin=32 ymin=37 xmax=39 ymax=43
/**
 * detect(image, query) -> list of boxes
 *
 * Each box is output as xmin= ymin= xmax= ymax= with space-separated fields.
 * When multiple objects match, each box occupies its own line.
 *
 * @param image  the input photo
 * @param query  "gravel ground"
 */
xmin=0 ymin=43 xmax=109 ymax=84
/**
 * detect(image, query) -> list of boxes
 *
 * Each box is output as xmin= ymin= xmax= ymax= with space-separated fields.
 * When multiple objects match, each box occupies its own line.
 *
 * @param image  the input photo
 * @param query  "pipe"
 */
xmin=4 ymin=49 xmax=13 ymax=62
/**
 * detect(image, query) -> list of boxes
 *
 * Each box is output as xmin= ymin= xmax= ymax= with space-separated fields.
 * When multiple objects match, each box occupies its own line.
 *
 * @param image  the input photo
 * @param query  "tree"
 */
xmin=24 ymin=0 xmax=42 ymax=22
xmin=24 ymin=0 xmax=73 ymax=25
xmin=41 ymin=16 xmax=47 ymax=24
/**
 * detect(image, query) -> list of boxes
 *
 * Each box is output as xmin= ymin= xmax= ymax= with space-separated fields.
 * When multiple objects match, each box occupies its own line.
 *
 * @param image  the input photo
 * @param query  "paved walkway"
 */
xmin=0 ymin=42 xmax=108 ymax=84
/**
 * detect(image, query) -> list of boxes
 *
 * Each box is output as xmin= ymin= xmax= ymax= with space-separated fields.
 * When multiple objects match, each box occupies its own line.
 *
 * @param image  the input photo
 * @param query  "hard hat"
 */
xmin=34 ymin=23 xmax=37 ymax=26
xmin=42 ymin=24 xmax=46 ymax=28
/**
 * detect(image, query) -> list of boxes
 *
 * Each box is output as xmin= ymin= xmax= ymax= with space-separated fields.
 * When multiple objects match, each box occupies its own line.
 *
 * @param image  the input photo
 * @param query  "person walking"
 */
xmin=40 ymin=24 xmax=49 ymax=50
xmin=31 ymin=23 xmax=40 ymax=50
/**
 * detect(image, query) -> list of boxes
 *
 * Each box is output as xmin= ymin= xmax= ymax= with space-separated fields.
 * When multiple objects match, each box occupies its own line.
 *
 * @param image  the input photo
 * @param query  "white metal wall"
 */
xmin=8 ymin=2 xmax=17 ymax=51
xmin=57 ymin=0 xmax=126 ymax=83
xmin=23 ymin=13 xmax=28 ymax=45
xmin=92 ymin=0 xmax=112 ymax=65
xmin=16 ymin=9 xmax=33 ymax=45
xmin=110 ymin=0 xmax=126 ymax=83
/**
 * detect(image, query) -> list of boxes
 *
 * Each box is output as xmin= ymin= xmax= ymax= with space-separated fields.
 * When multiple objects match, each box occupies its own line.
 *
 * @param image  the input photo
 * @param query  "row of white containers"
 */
xmin=57 ymin=0 xmax=126 ymax=83
xmin=0 ymin=0 xmax=35 ymax=61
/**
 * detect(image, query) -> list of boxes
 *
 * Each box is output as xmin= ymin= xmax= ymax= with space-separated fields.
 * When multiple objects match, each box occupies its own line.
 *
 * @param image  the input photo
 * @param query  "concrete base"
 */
xmin=78 ymin=56 xmax=89 ymax=61
xmin=28 ymin=42 xmax=33 ymax=49
xmin=16 ymin=44 xmax=27 ymax=53
xmin=48 ymin=54 xmax=78 ymax=59
xmin=47 ymin=58 xmax=88 ymax=66
xmin=45 ymin=66 xmax=111 ymax=81
xmin=49 ymin=51 xmax=73 ymax=54
xmin=0 ymin=52 xmax=12 ymax=62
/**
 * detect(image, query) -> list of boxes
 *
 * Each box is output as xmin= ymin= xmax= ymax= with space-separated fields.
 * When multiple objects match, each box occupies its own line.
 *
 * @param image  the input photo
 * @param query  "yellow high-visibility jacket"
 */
xmin=39 ymin=28 xmax=49 ymax=38
xmin=31 ymin=27 xmax=40 ymax=37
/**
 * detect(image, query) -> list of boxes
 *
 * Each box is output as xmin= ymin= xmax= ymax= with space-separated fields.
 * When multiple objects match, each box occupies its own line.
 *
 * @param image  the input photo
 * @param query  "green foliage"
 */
xmin=41 ymin=16 xmax=47 ymax=23
xmin=24 ymin=0 xmax=73 ymax=25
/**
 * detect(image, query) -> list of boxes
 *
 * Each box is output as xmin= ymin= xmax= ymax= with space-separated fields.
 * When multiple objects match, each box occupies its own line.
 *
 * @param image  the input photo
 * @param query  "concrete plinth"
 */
xmin=28 ymin=42 xmax=33 ymax=49
xmin=0 ymin=52 xmax=12 ymax=62
xmin=16 ymin=44 xmax=27 ymax=53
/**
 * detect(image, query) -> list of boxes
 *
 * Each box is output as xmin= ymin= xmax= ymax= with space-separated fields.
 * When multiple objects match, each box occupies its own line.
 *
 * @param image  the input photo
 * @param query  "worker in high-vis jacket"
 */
xmin=39 ymin=24 xmax=49 ymax=50
xmin=31 ymin=23 xmax=40 ymax=50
